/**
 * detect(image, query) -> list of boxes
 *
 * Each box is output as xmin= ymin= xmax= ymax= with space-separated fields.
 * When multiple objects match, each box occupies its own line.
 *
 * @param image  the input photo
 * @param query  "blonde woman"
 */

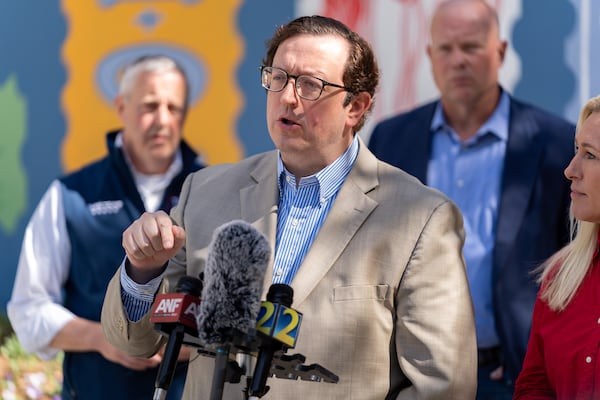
xmin=515 ymin=95 xmax=600 ymax=399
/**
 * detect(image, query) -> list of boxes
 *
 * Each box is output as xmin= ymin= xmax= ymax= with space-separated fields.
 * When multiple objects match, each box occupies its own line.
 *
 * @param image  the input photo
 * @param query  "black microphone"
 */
xmin=196 ymin=220 xmax=271 ymax=400
xmin=149 ymin=275 xmax=203 ymax=400
xmin=249 ymin=284 xmax=302 ymax=399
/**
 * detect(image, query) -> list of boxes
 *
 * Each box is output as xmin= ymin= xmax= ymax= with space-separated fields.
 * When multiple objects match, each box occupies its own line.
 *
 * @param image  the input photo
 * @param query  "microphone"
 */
xmin=196 ymin=220 xmax=271 ymax=400
xmin=149 ymin=275 xmax=203 ymax=400
xmin=249 ymin=284 xmax=302 ymax=399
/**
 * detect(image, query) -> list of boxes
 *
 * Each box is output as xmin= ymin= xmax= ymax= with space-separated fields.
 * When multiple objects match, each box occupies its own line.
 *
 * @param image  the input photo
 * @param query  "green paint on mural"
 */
xmin=0 ymin=74 xmax=27 ymax=234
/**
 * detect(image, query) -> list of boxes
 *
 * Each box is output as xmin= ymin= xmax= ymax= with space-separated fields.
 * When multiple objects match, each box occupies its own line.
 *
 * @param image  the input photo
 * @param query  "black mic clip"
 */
xmin=270 ymin=353 xmax=339 ymax=383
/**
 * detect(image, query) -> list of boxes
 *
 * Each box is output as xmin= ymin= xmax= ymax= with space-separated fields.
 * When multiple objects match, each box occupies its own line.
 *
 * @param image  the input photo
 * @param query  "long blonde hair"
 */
xmin=538 ymin=95 xmax=600 ymax=311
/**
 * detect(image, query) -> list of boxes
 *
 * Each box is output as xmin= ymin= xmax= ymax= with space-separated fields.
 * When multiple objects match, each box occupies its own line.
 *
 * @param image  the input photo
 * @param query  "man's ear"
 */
xmin=346 ymin=91 xmax=372 ymax=128
xmin=498 ymin=40 xmax=508 ymax=64
xmin=114 ymin=94 xmax=125 ymax=118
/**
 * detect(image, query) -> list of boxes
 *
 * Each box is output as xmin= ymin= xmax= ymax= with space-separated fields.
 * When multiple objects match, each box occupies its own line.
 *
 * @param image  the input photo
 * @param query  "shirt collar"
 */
xmin=277 ymin=135 xmax=359 ymax=200
xmin=430 ymin=89 xmax=510 ymax=143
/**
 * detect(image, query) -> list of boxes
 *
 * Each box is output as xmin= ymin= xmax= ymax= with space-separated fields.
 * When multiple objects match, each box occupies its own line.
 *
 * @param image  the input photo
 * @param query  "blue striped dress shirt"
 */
xmin=272 ymin=136 xmax=359 ymax=285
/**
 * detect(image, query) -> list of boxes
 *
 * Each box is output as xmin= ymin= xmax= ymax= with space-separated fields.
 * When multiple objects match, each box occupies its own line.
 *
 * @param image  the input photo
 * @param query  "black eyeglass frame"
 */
xmin=260 ymin=65 xmax=351 ymax=101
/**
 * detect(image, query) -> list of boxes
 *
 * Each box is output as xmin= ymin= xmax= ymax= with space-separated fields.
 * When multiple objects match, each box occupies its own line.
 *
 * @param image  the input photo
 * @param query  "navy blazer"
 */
xmin=368 ymin=95 xmax=575 ymax=383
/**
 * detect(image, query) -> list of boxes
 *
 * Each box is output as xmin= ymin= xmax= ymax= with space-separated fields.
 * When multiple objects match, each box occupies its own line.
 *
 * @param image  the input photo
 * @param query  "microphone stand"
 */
xmin=237 ymin=353 xmax=255 ymax=400
xmin=151 ymin=275 xmax=203 ymax=400
xmin=209 ymin=344 xmax=231 ymax=400
xmin=153 ymin=325 xmax=185 ymax=400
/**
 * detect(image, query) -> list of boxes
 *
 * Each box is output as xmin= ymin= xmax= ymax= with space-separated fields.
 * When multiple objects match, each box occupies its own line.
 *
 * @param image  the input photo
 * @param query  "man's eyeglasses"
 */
xmin=260 ymin=66 xmax=350 ymax=101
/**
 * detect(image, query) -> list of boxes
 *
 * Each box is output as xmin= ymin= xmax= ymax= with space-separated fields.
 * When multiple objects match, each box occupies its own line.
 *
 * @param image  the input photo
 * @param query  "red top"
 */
xmin=515 ymin=239 xmax=600 ymax=399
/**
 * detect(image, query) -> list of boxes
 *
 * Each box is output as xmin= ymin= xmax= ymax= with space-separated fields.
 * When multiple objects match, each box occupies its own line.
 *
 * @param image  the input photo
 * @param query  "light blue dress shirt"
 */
xmin=428 ymin=91 xmax=510 ymax=348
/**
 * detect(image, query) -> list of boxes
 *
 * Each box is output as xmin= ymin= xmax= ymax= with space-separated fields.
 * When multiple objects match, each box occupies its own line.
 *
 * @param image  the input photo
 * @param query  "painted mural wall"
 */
xmin=0 ymin=0 xmax=591 ymax=311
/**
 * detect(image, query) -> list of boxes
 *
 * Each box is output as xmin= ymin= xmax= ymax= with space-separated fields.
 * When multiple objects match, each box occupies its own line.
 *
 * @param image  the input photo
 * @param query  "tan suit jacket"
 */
xmin=102 ymin=140 xmax=477 ymax=399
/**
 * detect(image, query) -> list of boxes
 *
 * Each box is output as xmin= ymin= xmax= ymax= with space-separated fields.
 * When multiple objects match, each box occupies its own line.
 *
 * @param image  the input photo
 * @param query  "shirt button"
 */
xmin=586 ymin=356 xmax=592 ymax=363
xmin=597 ymin=317 xmax=600 ymax=324
xmin=276 ymin=269 xmax=283 ymax=276
xmin=292 ymin=219 xmax=298 ymax=226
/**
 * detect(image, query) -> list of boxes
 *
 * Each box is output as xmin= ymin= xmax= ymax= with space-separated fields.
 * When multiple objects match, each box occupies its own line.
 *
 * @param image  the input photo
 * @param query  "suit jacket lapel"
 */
xmin=240 ymin=152 xmax=280 ymax=296
xmin=291 ymin=139 xmax=379 ymax=306
xmin=494 ymin=100 xmax=544 ymax=270
xmin=402 ymin=104 xmax=436 ymax=183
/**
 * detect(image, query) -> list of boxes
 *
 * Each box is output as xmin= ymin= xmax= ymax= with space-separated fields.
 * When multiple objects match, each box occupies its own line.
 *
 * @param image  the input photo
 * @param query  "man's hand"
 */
xmin=99 ymin=341 xmax=163 ymax=371
xmin=490 ymin=365 xmax=503 ymax=381
xmin=51 ymin=318 xmax=162 ymax=371
xmin=122 ymin=211 xmax=186 ymax=283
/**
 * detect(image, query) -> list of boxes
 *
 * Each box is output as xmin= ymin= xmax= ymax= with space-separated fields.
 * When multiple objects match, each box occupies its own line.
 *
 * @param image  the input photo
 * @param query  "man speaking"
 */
xmin=102 ymin=15 xmax=477 ymax=399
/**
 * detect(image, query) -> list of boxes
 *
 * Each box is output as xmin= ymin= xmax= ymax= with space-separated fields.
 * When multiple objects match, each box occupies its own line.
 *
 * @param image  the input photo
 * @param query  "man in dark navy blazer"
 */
xmin=369 ymin=0 xmax=575 ymax=398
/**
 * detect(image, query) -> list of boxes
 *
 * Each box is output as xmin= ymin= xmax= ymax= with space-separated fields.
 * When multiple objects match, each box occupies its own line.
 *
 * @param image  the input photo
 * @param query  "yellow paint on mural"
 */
xmin=61 ymin=0 xmax=243 ymax=172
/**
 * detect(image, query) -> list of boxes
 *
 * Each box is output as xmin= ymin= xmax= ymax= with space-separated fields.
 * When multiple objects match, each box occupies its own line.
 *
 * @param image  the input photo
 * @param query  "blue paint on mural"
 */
xmin=0 ymin=1 xmax=66 ymax=309
xmin=512 ymin=0 xmax=576 ymax=116
xmin=236 ymin=0 xmax=295 ymax=157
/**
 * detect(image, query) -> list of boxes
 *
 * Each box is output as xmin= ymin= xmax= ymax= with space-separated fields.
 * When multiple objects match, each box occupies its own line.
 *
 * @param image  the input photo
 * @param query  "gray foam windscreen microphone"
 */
xmin=197 ymin=220 xmax=271 ymax=347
